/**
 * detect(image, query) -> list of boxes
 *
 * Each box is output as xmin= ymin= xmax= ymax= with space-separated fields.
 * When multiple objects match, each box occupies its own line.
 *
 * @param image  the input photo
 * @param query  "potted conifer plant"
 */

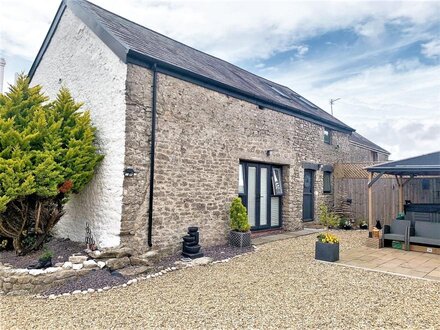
xmin=229 ymin=197 xmax=251 ymax=248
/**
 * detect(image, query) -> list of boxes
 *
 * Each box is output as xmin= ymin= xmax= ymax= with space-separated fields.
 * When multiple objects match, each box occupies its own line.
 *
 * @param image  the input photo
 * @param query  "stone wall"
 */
xmin=124 ymin=66 xmax=353 ymax=252
xmin=348 ymin=143 xmax=389 ymax=162
xmin=119 ymin=65 xmax=153 ymax=253
xmin=31 ymin=8 xmax=127 ymax=248
xmin=0 ymin=263 xmax=93 ymax=295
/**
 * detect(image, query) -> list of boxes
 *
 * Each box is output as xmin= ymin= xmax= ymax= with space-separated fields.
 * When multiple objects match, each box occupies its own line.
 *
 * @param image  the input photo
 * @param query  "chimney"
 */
xmin=0 ymin=58 xmax=5 ymax=93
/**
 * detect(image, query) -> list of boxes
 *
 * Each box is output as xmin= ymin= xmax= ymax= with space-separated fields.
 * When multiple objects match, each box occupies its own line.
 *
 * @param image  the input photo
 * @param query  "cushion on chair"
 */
xmin=414 ymin=222 xmax=440 ymax=240
xmin=390 ymin=220 xmax=411 ymax=235
xmin=409 ymin=236 xmax=440 ymax=246
xmin=383 ymin=233 xmax=405 ymax=242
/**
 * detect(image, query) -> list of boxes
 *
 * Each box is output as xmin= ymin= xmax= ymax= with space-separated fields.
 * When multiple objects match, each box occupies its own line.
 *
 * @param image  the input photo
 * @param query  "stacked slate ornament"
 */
xmin=182 ymin=227 xmax=204 ymax=259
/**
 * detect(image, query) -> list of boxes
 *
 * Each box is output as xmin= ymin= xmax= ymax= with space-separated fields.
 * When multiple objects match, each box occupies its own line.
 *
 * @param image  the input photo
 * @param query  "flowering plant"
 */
xmin=317 ymin=232 xmax=339 ymax=244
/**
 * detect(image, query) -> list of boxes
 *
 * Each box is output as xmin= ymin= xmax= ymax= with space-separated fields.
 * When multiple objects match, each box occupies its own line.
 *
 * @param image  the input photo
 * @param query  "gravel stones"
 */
xmin=42 ymin=269 xmax=128 ymax=296
xmin=2 ymin=231 xmax=439 ymax=329
xmin=0 ymin=238 xmax=86 ymax=269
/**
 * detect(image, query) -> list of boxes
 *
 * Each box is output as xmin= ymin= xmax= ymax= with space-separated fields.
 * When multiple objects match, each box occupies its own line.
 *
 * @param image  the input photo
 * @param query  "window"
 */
xmin=324 ymin=128 xmax=331 ymax=144
xmin=298 ymin=96 xmax=318 ymax=109
xmin=269 ymin=85 xmax=291 ymax=99
xmin=371 ymin=151 xmax=378 ymax=161
xmin=238 ymin=164 xmax=245 ymax=194
xmin=271 ymin=167 xmax=283 ymax=196
xmin=323 ymin=171 xmax=332 ymax=193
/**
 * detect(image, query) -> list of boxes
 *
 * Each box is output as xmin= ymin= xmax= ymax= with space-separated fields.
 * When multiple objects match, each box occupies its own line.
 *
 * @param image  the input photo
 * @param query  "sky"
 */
xmin=1 ymin=0 xmax=439 ymax=160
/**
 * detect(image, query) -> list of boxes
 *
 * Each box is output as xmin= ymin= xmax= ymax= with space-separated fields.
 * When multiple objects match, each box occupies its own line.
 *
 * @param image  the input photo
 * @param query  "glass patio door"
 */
xmin=239 ymin=162 xmax=282 ymax=230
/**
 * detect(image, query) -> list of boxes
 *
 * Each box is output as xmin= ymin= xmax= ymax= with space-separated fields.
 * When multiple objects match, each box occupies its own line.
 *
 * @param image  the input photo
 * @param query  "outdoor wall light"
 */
xmin=266 ymin=149 xmax=274 ymax=156
xmin=124 ymin=167 xmax=137 ymax=177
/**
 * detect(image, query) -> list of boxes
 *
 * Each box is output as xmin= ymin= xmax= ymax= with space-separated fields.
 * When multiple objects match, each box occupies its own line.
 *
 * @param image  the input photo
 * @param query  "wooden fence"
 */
xmin=333 ymin=163 xmax=440 ymax=226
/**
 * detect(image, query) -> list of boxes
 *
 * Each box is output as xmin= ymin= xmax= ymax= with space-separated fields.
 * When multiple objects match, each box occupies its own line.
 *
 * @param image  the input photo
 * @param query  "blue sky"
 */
xmin=1 ymin=0 xmax=439 ymax=159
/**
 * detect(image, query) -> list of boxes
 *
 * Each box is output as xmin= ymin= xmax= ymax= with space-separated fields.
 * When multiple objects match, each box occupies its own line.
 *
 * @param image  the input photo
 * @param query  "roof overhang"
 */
xmin=349 ymin=140 xmax=390 ymax=155
xmin=366 ymin=151 xmax=440 ymax=177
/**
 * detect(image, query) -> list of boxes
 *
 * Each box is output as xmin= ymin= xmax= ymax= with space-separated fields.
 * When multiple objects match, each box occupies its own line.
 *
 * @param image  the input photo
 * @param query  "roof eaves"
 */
xmin=349 ymin=140 xmax=390 ymax=155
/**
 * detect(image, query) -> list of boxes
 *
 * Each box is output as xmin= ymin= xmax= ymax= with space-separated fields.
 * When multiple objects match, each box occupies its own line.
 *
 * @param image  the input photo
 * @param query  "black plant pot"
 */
xmin=315 ymin=242 xmax=339 ymax=262
xmin=342 ymin=225 xmax=352 ymax=230
xmin=360 ymin=224 xmax=368 ymax=230
xmin=28 ymin=258 xmax=52 ymax=269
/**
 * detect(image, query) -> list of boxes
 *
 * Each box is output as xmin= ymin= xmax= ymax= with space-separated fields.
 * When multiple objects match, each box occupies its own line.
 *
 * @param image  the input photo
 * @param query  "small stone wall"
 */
xmin=0 ymin=247 xmax=157 ymax=295
xmin=0 ymin=260 xmax=97 ymax=295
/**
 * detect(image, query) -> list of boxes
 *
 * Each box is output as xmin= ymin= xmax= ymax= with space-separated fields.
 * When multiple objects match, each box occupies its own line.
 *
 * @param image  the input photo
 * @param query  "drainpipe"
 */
xmin=148 ymin=63 xmax=158 ymax=247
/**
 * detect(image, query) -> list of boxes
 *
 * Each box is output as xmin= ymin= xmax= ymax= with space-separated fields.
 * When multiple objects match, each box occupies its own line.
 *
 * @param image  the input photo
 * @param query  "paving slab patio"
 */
xmin=252 ymin=228 xmax=323 ymax=245
xmin=337 ymin=246 xmax=440 ymax=281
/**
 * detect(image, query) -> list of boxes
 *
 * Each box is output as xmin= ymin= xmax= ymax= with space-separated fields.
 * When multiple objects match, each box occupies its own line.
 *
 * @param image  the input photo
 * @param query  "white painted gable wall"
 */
xmin=32 ymin=8 xmax=127 ymax=247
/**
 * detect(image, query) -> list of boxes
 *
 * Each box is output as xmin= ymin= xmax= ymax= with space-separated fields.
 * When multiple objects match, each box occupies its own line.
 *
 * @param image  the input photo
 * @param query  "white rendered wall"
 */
xmin=32 ymin=8 xmax=127 ymax=247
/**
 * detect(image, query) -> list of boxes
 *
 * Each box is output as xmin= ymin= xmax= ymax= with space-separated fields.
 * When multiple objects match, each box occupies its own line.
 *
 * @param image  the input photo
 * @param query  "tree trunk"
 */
xmin=0 ymin=194 xmax=65 ymax=255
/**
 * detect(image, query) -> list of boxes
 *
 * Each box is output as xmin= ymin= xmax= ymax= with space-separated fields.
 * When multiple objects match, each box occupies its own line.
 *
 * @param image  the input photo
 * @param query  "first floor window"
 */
xmin=323 ymin=171 xmax=332 ymax=193
xmin=324 ymin=128 xmax=331 ymax=144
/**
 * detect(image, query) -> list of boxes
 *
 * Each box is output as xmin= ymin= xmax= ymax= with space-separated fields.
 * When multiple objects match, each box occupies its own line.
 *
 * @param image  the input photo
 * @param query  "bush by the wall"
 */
xmin=0 ymin=75 xmax=103 ymax=255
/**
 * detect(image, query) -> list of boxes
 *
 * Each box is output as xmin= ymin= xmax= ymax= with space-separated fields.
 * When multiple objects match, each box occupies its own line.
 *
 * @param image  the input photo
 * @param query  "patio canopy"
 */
xmin=365 ymin=151 xmax=440 ymax=230
xmin=366 ymin=151 xmax=440 ymax=176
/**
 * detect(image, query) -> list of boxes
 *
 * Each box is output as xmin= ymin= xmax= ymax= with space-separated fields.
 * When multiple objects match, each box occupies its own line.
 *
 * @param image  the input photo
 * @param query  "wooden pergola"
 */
xmin=365 ymin=151 xmax=440 ymax=231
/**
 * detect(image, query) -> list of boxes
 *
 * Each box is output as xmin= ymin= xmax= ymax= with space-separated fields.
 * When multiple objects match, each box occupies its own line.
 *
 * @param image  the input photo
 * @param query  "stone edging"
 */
xmin=34 ymin=248 xmax=256 ymax=300
xmin=0 ymin=257 xmax=106 ymax=295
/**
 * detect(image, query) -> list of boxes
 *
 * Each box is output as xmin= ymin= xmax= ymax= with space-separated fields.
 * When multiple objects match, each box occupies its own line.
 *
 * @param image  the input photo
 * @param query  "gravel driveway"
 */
xmin=2 ymin=231 xmax=440 ymax=329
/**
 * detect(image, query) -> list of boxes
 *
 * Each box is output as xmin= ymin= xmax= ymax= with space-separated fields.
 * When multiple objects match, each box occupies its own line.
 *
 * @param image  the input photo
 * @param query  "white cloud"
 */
xmin=355 ymin=18 xmax=385 ymax=38
xmin=421 ymin=38 xmax=440 ymax=59
xmin=292 ymin=45 xmax=309 ymax=58
xmin=1 ymin=0 xmax=440 ymax=63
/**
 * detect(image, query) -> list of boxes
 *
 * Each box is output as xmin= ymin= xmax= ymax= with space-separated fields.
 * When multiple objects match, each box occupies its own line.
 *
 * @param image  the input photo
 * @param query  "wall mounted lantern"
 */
xmin=124 ymin=167 xmax=137 ymax=177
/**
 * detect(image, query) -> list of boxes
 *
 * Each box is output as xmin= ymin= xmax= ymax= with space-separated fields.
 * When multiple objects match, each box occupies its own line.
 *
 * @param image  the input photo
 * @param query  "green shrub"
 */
xmin=229 ymin=197 xmax=250 ymax=232
xmin=318 ymin=204 xmax=340 ymax=228
xmin=39 ymin=247 xmax=53 ymax=262
xmin=0 ymin=75 xmax=103 ymax=255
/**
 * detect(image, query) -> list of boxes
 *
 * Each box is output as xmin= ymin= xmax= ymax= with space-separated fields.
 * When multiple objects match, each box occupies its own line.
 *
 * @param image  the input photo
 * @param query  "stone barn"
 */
xmin=29 ymin=0 xmax=389 ymax=254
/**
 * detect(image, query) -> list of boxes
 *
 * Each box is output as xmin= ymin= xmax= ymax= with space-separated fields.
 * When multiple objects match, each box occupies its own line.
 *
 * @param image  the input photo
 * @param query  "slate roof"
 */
xmin=349 ymin=132 xmax=390 ymax=154
xmin=29 ymin=0 xmax=357 ymax=132
xmin=366 ymin=151 xmax=440 ymax=176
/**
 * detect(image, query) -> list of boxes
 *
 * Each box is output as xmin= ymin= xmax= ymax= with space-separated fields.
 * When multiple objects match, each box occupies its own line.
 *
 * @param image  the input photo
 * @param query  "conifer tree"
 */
xmin=0 ymin=75 xmax=103 ymax=254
